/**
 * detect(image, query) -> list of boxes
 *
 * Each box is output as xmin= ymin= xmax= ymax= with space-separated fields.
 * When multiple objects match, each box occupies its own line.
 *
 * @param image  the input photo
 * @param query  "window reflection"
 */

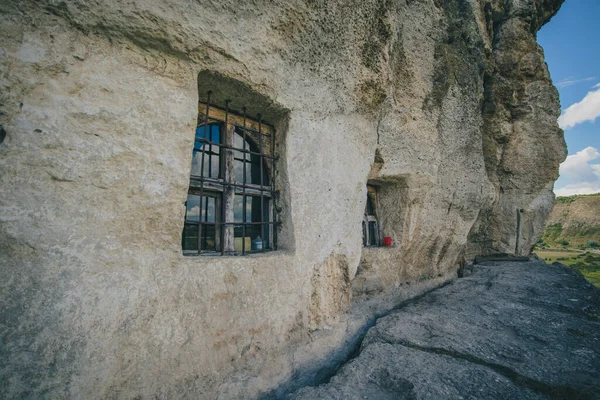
xmin=191 ymin=124 xmax=221 ymax=179
xmin=233 ymin=129 xmax=269 ymax=186
xmin=185 ymin=194 xmax=215 ymax=223
xmin=233 ymin=195 xmax=270 ymax=251
xmin=182 ymin=99 xmax=277 ymax=255
xmin=185 ymin=194 xmax=200 ymax=222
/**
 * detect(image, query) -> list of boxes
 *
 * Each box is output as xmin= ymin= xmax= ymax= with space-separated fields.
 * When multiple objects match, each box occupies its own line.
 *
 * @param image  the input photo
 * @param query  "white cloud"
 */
xmin=186 ymin=204 xmax=216 ymax=222
xmin=559 ymin=147 xmax=600 ymax=181
xmin=187 ymin=205 xmax=200 ymax=218
xmin=554 ymin=147 xmax=600 ymax=196
xmin=556 ymin=76 xmax=596 ymax=88
xmin=558 ymin=85 xmax=600 ymax=130
xmin=555 ymin=182 xmax=600 ymax=196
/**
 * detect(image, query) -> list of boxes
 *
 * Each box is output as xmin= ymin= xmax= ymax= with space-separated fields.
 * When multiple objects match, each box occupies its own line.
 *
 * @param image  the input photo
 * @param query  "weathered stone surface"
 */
xmin=466 ymin=0 xmax=567 ymax=257
xmin=0 ymin=0 xmax=566 ymax=398
xmin=291 ymin=261 xmax=600 ymax=399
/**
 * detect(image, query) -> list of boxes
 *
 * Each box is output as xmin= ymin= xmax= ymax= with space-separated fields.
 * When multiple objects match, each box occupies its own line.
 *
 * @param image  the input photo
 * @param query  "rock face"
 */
xmin=290 ymin=261 xmax=600 ymax=400
xmin=542 ymin=194 xmax=600 ymax=248
xmin=0 ymin=0 xmax=565 ymax=398
xmin=466 ymin=0 xmax=567 ymax=258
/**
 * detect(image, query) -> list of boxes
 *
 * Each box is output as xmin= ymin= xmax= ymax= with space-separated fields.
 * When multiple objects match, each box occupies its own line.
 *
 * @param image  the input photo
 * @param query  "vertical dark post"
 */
xmin=221 ymin=100 xmax=230 ymax=255
xmin=242 ymin=107 xmax=247 ymax=255
xmin=197 ymin=91 xmax=211 ymax=255
xmin=515 ymin=208 xmax=522 ymax=256
xmin=208 ymin=121 xmax=213 ymax=178
xmin=258 ymin=115 xmax=265 ymax=251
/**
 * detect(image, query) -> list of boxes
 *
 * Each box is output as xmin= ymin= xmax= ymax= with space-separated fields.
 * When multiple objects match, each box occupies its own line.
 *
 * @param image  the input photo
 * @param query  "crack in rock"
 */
xmin=381 ymin=338 xmax=599 ymax=400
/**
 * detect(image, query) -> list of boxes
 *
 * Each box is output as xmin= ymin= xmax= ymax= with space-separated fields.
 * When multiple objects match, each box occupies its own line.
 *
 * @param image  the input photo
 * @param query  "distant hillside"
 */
xmin=539 ymin=193 xmax=600 ymax=249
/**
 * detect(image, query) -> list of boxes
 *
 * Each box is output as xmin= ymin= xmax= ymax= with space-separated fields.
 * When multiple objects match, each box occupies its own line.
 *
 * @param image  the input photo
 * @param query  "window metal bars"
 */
xmin=187 ymin=92 xmax=277 ymax=256
xmin=242 ymin=107 xmax=247 ymax=255
xmin=193 ymin=136 xmax=274 ymax=159
xmin=197 ymin=91 xmax=211 ymax=253
xmin=271 ymin=111 xmax=277 ymax=251
xmin=189 ymin=176 xmax=273 ymax=193
xmin=258 ymin=115 xmax=265 ymax=252
xmin=363 ymin=216 xmax=380 ymax=247
xmin=220 ymin=100 xmax=230 ymax=256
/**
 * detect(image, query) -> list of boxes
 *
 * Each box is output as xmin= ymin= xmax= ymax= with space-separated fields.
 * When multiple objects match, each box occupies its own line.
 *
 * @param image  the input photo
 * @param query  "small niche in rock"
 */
xmin=0 ymin=125 xmax=6 ymax=144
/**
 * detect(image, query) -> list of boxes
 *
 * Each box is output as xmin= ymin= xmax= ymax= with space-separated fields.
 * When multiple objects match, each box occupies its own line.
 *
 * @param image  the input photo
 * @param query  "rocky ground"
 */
xmin=289 ymin=261 xmax=600 ymax=400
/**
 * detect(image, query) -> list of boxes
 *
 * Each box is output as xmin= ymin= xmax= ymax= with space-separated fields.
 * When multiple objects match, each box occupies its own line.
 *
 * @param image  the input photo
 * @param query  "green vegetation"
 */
xmin=535 ymin=193 xmax=600 ymax=286
xmin=538 ymin=194 xmax=600 ymax=248
xmin=543 ymin=222 xmax=563 ymax=243
xmin=555 ymin=196 xmax=577 ymax=204
xmin=535 ymin=249 xmax=600 ymax=287
xmin=556 ymin=193 xmax=600 ymax=203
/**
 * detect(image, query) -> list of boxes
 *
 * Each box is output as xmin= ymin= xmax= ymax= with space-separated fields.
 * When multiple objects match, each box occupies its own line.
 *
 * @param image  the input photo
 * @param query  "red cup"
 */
xmin=383 ymin=236 xmax=392 ymax=247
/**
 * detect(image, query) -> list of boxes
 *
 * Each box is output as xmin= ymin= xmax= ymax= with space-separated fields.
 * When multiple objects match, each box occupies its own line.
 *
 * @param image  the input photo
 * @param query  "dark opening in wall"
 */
xmin=363 ymin=148 xmax=411 ymax=250
xmin=363 ymin=185 xmax=381 ymax=247
xmin=182 ymin=71 xmax=289 ymax=256
xmin=0 ymin=125 xmax=6 ymax=144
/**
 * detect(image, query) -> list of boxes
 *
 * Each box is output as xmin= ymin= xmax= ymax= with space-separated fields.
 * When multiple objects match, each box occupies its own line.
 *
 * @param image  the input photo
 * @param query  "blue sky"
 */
xmin=538 ymin=0 xmax=600 ymax=196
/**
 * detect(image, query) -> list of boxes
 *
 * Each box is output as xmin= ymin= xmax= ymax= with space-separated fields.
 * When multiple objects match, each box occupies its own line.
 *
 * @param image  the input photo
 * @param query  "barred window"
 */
xmin=363 ymin=185 xmax=380 ymax=247
xmin=182 ymin=91 xmax=277 ymax=255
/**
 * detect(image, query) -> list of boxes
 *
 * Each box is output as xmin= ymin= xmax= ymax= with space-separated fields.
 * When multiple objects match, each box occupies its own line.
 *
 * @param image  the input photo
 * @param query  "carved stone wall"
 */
xmin=0 ymin=0 xmax=565 ymax=398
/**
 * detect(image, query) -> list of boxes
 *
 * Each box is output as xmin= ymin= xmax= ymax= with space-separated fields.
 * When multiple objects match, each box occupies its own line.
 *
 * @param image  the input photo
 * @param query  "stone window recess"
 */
xmin=182 ymin=91 xmax=278 ymax=255
xmin=363 ymin=185 xmax=381 ymax=247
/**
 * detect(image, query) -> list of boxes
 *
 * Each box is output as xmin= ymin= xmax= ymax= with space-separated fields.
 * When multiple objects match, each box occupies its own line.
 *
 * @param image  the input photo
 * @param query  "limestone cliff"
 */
xmin=466 ymin=0 xmax=567 ymax=257
xmin=542 ymin=194 xmax=600 ymax=248
xmin=0 ymin=0 xmax=565 ymax=398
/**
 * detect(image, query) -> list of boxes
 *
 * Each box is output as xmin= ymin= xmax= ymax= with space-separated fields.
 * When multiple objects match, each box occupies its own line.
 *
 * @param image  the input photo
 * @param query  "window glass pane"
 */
xmin=246 ymin=196 xmax=270 ymax=249
xmin=196 ymin=124 xmax=221 ymax=143
xmin=234 ymin=195 xmax=252 ymax=223
xmin=192 ymin=124 xmax=221 ymax=178
xmin=186 ymin=195 xmax=216 ymax=223
xmin=233 ymin=131 xmax=245 ymax=152
xmin=249 ymin=154 xmax=259 ymax=184
xmin=209 ymin=147 xmax=220 ymax=179
xmin=190 ymin=150 xmax=202 ymax=177
xmin=234 ymin=159 xmax=245 ymax=183
xmin=195 ymin=125 xmax=206 ymax=140
xmin=249 ymin=196 xmax=258 ymax=223
xmin=234 ymin=226 xmax=251 ymax=252
xmin=233 ymin=132 xmax=246 ymax=183
xmin=209 ymin=124 xmax=220 ymax=143
xmin=185 ymin=194 xmax=200 ymax=221
xmin=182 ymin=223 xmax=199 ymax=252
xmin=368 ymin=221 xmax=377 ymax=246
xmin=232 ymin=129 xmax=269 ymax=185
xmin=201 ymin=224 xmax=217 ymax=251
xmin=202 ymin=196 xmax=216 ymax=223
xmin=248 ymin=153 xmax=268 ymax=186
xmin=366 ymin=195 xmax=375 ymax=216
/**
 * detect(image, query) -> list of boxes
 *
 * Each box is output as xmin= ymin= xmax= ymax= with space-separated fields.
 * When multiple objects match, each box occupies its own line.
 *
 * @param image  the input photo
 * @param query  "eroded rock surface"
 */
xmin=290 ymin=261 xmax=600 ymax=400
xmin=0 ymin=0 xmax=567 ymax=398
